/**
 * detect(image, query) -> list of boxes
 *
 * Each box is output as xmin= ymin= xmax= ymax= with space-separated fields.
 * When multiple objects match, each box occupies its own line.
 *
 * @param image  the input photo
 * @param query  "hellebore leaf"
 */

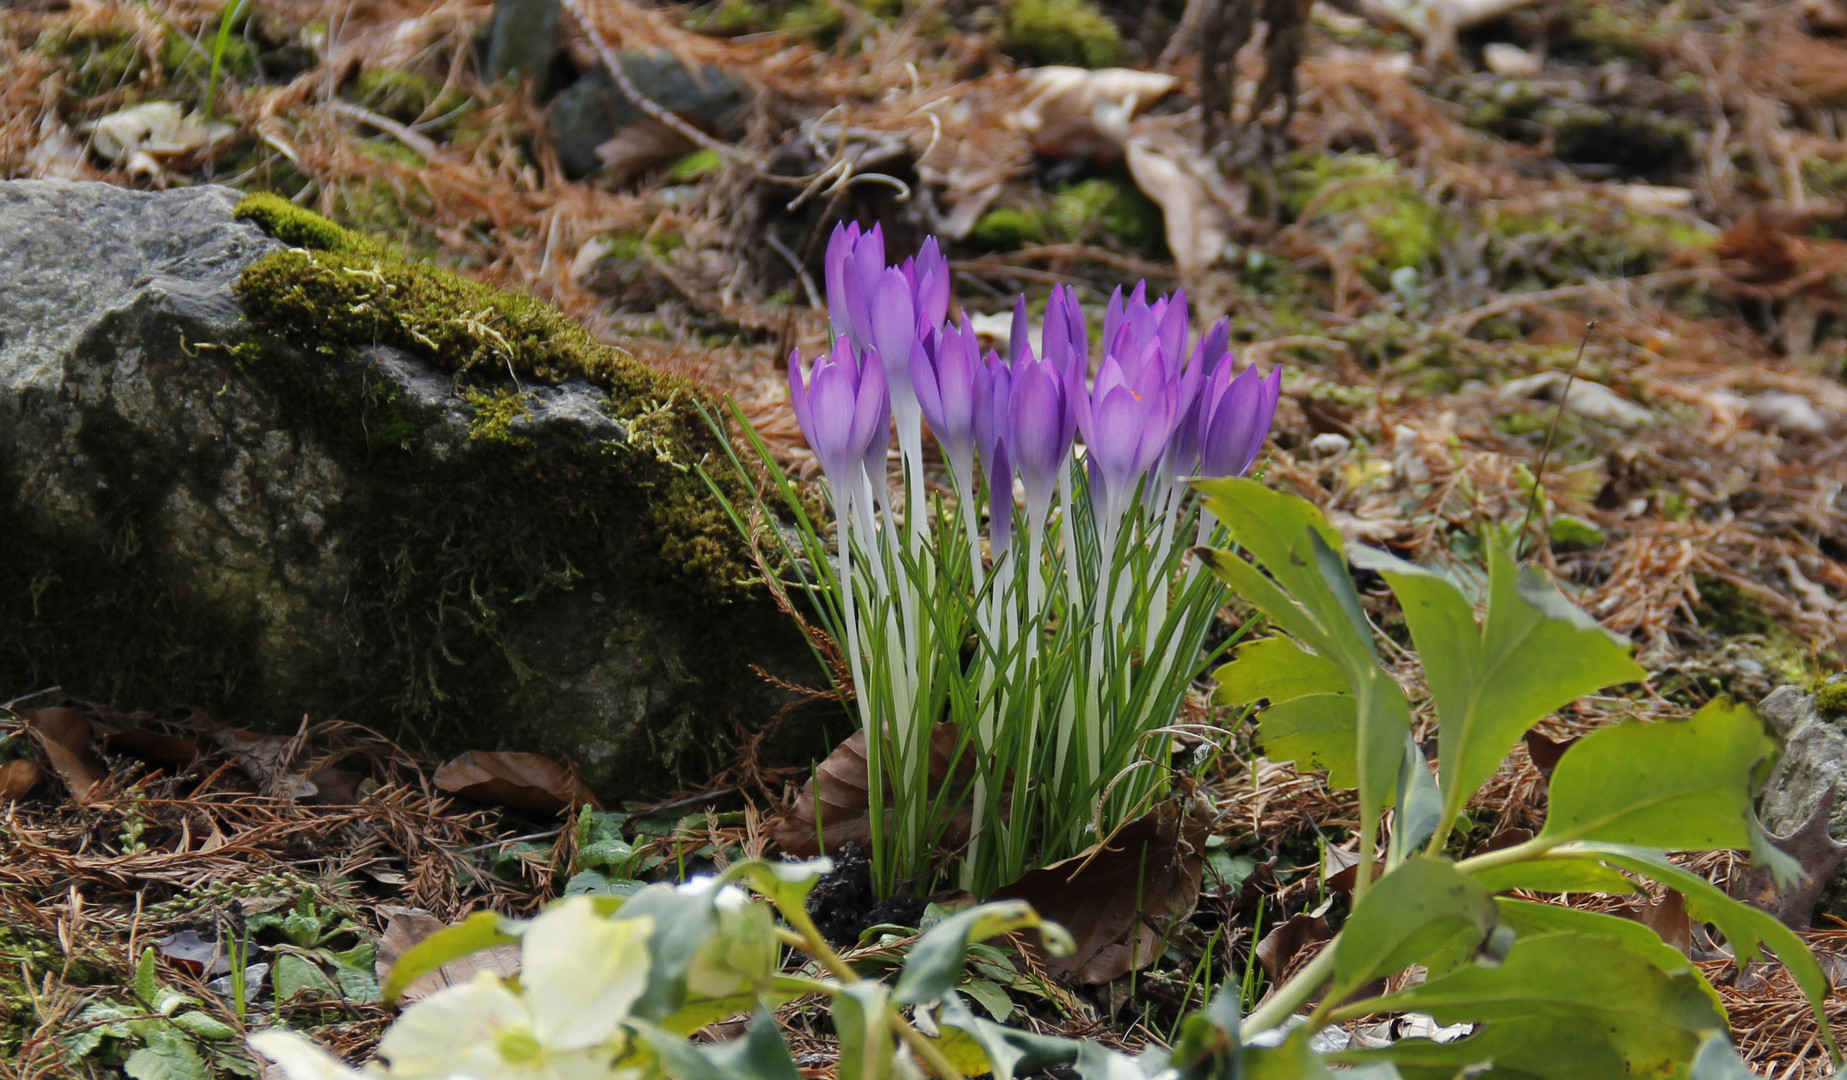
xmin=832 ymin=981 xmax=898 ymax=1080
xmin=1350 ymin=544 xmax=1645 ymax=834
xmin=1211 ymin=635 xmax=1345 ymax=708
xmin=1469 ymin=856 xmax=1641 ymax=896
xmin=894 ymin=901 xmax=1072 ymax=1005
xmin=1331 ymin=858 xmax=1498 ymax=1000
xmin=635 ymin=1007 xmax=802 ymax=1080
xmin=1333 ymin=931 xmax=1728 ymax=1080
xmin=1493 ymin=898 xmax=1721 ymax=1015
xmin=938 ymin=993 xmax=1083 ymax=1080
xmin=1537 ymin=699 xmax=1777 ymax=854
xmin=1556 ymin=843 xmax=1834 ymax=1055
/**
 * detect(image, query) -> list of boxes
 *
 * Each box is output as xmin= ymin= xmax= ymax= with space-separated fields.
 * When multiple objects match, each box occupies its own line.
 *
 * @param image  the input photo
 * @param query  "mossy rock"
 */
xmin=0 ymin=180 xmax=821 ymax=797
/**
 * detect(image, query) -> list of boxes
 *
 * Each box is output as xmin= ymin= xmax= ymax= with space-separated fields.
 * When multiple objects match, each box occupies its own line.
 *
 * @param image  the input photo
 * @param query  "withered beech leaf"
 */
xmin=1523 ymin=729 xmax=1577 ymax=779
xmin=1738 ymin=782 xmax=1847 ymax=931
xmin=25 ymin=707 xmax=108 ymax=802
xmin=1254 ymin=910 xmax=1333 ymax=983
xmin=90 ymin=719 xmax=202 ymax=766
xmin=0 ymin=758 xmax=44 ymax=802
xmin=989 ymin=798 xmax=1211 ymax=985
xmin=432 ymin=750 xmax=600 ymax=815
xmin=1636 ymin=888 xmax=1692 ymax=958
xmin=772 ymin=723 xmax=970 ymax=858
xmin=1322 ymin=844 xmax=1364 ymax=895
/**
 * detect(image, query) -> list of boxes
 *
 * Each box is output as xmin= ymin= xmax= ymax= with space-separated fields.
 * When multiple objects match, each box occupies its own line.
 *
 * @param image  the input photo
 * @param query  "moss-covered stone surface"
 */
xmin=0 ymin=180 xmax=816 ymax=796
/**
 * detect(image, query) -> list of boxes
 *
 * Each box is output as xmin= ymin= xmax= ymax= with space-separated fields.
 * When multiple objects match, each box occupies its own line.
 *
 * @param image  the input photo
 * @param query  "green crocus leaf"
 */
xmin=1211 ymin=635 xmax=1345 ymax=708
xmin=1537 ymin=699 xmax=1777 ymax=853
xmin=1559 ymin=842 xmax=1834 ymax=1055
xmin=1351 ymin=544 xmax=1645 ymax=826
xmin=894 ymin=900 xmax=1072 ymax=1005
xmin=380 ymin=911 xmax=521 ymax=1004
xmin=1335 ymin=931 xmax=1727 ymax=1080
xmin=1332 ymin=857 xmax=1497 ymax=1000
xmin=635 ymin=1007 xmax=802 ymax=1080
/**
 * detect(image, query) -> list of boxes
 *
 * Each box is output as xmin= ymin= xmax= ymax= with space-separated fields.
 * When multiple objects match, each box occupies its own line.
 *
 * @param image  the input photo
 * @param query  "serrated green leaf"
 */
xmin=564 ymin=870 xmax=645 ymax=897
xmin=168 ymin=1010 xmax=238 ymax=1041
xmin=380 ymin=910 xmax=521 ymax=1004
xmin=1256 ymin=694 xmax=1359 ymax=784
xmin=1470 ymin=856 xmax=1641 ymax=896
xmin=124 ymin=1042 xmax=210 ymax=1080
xmin=1538 ymin=699 xmax=1775 ymax=852
xmin=1560 ymin=842 xmax=1835 ymax=1057
xmin=636 ymin=1007 xmax=802 ymax=1080
xmin=1333 ymin=858 xmax=1498 ymax=1000
xmin=1335 ymin=931 xmax=1726 ymax=1080
xmin=1212 ymin=636 xmax=1345 ymax=708
xmin=894 ymin=901 xmax=1071 ymax=1005
xmin=135 ymin=947 xmax=159 ymax=1007
xmin=151 ymin=985 xmax=199 ymax=1016
xmin=273 ymin=954 xmax=338 ymax=1002
xmin=1352 ymin=544 xmax=1645 ymax=836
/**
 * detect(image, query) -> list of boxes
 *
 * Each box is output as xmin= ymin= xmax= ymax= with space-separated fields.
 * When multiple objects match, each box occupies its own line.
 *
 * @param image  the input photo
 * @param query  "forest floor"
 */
xmin=2 ymin=0 xmax=1847 ymax=1076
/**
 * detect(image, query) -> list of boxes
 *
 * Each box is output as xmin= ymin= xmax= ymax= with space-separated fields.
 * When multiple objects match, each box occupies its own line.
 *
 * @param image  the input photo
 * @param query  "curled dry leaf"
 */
xmin=1254 ymin=909 xmax=1333 ymax=983
xmin=1738 ymin=782 xmax=1847 ymax=931
xmin=1123 ymin=129 xmax=1242 ymax=278
xmin=25 ymin=707 xmax=108 ymax=802
xmin=989 ymin=796 xmax=1211 ymax=984
xmin=432 ymin=750 xmax=600 ymax=815
xmin=1522 ymin=729 xmax=1577 ymax=779
xmin=772 ymin=722 xmax=970 ymax=858
xmin=0 ymin=758 xmax=44 ymax=801
xmin=1006 ymin=67 xmax=1179 ymax=159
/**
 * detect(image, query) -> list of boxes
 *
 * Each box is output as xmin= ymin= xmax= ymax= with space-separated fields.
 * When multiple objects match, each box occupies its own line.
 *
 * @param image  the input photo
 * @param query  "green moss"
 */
xmin=1049 ymin=177 xmax=1165 ymax=256
xmin=1282 ymin=153 xmax=1446 ymax=273
xmin=1816 ymin=679 xmax=1847 ymax=724
xmin=1001 ymin=0 xmax=1121 ymax=69
xmin=464 ymin=386 xmax=536 ymax=444
xmin=1804 ymin=158 xmax=1847 ymax=199
xmin=968 ymin=207 xmax=1046 ymax=251
xmin=1692 ymin=574 xmax=1779 ymax=638
xmin=230 ymin=194 xmax=752 ymax=599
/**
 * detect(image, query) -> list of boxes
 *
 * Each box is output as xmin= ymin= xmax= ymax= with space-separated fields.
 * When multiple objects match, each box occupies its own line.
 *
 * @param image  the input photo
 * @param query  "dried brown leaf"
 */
xmin=376 ymin=906 xmax=522 ymax=1004
xmin=0 ymin=758 xmax=44 ymax=802
xmin=771 ymin=723 xmax=968 ymax=858
xmin=989 ymin=799 xmax=1210 ymax=984
xmin=25 ymin=707 xmax=107 ymax=803
xmin=1254 ymin=910 xmax=1333 ymax=983
xmin=1738 ymin=783 xmax=1847 ymax=930
xmin=432 ymin=750 xmax=600 ymax=815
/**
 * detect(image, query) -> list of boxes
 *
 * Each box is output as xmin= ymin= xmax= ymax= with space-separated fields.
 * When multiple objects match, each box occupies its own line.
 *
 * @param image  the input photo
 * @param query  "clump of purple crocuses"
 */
xmin=780 ymin=222 xmax=1279 ymax=896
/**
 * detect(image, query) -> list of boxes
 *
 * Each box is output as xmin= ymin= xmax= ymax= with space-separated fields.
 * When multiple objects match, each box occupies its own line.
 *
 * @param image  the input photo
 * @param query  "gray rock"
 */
xmin=1759 ymin=688 xmax=1847 ymax=840
xmin=0 ymin=179 xmax=815 ymax=797
xmin=486 ymin=0 xmax=561 ymax=97
xmin=547 ymin=51 xmax=750 ymax=180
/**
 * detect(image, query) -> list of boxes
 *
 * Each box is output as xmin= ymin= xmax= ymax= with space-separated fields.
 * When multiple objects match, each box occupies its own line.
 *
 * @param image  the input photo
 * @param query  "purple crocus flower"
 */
xmin=1198 ymin=357 xmax=1281 ymax=479
xmin=976 ymin=349 xmax=1014 ymax=552
xmin=1004 ymin=340 xmax=1078 ymax=528
xmin=824 ymin=222 xmax=886 ymax=352
xmin=901 ymin=237 xmax=951 ymax=336
xmin=1168 ymin=318 xmax=1234 ymax=478
xmin=1081 ymin=339 xmax=1185 ymax=522
xmin=787 ymin=334 xmax=891 ymax=499
xmin=911 ymin=315 xmax=988 ymax=492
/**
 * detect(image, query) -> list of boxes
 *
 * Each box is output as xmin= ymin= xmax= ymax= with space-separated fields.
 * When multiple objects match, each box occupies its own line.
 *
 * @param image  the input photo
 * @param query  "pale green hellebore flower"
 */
xmin=252 ymin=897 xmax=653 ymax=1080
xmin=674 ymin=877 xmax=778 ymax=1000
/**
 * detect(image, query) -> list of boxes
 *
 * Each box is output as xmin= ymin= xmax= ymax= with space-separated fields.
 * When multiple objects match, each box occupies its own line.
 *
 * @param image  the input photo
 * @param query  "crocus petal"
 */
xmin=871 ymin=269 xmax=917 ymax=386
xmin=850 ymin=345 xmax=893 ymax=464
xmin=824 ymin=222 xmax=860 ymax=343
xmin=787 ymin=348 xmax=815 ymax=444
xmin=910 ymin=333 xmax=947 ymax=433
xmin=1007 ymin=295 xmax=1031 ymax=366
